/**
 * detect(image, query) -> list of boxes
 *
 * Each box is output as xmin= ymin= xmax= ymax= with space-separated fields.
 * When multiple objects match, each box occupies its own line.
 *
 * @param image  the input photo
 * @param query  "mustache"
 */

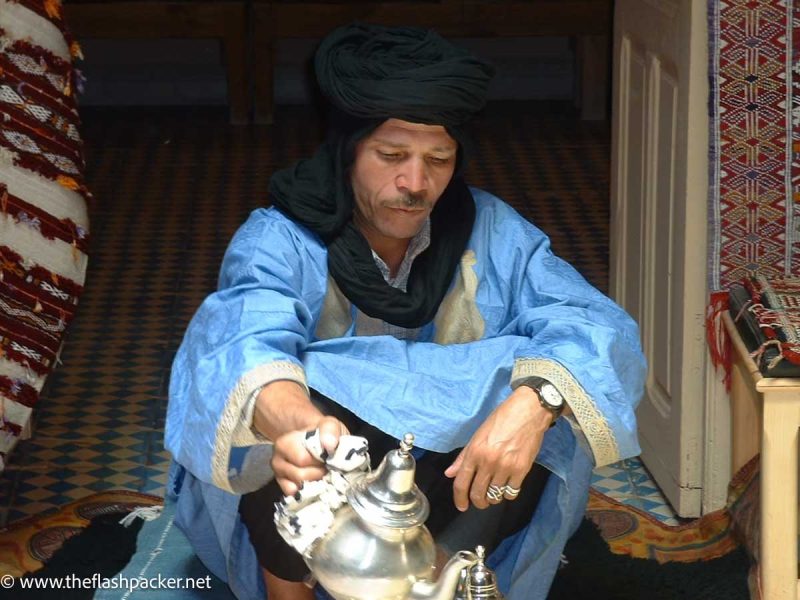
xmin=383 ymin=194 xmax=430 ymax=210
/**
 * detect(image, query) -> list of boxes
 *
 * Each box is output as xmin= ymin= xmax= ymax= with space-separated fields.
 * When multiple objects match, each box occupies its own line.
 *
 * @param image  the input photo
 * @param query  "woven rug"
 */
xmin=552 ymin=455 xmax=761 ymax=600
xmin=549 ymin=465 xmax=756 ymax=599
xmin=794 ymin=1 xmax=800 ymax=272
xmin=706 ymin=0 xmax=800 ymax=379
xmin=740 ymin=274 xmax=800 ymax=369
xmin=0 ymin=490 xmax=161 ymax=579
xmin=549 ymin=499 xmax=750 ymax=599
xmin=708 ymin=0 xmax=798 ymax=293
xmin=580 ymin=487 xmax=739 ymax=564
xmin=547 ymin=455 xmax=766 ymax=599
xmin=0 ymin=0 xmax=91 ymax=471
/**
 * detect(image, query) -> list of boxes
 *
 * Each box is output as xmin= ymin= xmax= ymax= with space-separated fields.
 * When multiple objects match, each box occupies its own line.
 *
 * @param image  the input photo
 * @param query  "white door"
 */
xmin=610 ymin=0 xmax=711 ymax=517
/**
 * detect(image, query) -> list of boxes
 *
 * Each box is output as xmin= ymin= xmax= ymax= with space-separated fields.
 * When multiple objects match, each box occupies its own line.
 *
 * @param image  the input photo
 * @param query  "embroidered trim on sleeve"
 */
xmin=512 ymin=358 xmax=620 ymax=467
xmin=212 ymin=360 xmax=307 ymax=492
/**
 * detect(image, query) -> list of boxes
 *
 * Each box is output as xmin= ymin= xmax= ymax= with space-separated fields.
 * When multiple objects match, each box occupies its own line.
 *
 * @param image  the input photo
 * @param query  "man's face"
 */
xmin=350 ymin=119 xmax=457 ymax=247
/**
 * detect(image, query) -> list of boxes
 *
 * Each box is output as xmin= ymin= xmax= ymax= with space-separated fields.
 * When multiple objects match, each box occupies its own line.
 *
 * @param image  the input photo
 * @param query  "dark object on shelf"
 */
xmin=728 ymin=277 xmax=800 ymax=378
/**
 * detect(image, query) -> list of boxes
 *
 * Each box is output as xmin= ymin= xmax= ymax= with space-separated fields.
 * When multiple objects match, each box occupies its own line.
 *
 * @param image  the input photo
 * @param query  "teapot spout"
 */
xmin=408 ymin=550 xmax=478 ymax=600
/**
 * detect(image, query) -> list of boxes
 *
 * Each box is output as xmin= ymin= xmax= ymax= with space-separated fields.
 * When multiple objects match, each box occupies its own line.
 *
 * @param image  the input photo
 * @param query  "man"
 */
xmin=165 ymin=23 xmax=646 ymax=600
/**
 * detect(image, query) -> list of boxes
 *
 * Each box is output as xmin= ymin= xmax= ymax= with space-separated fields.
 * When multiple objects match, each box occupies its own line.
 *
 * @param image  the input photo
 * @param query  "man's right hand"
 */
xmin=253 ymin=380 xmax=349 ymax=496
xmin=272 ymin=416 xmax=348 ymax=495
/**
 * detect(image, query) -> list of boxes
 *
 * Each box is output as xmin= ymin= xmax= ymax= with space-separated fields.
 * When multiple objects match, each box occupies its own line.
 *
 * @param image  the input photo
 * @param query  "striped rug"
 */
xmin=0 ymin=0 xmax=91 ymax=472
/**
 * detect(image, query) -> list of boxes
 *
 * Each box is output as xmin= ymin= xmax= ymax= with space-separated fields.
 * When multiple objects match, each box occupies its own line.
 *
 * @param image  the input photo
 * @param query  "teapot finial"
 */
xmin=399 ymin=433 xmax=415 ymax=455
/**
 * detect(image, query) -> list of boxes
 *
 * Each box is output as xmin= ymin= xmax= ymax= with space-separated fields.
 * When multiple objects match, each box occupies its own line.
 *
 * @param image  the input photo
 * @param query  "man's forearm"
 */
xmin=252 ymin=380 xmax=323 ymax=441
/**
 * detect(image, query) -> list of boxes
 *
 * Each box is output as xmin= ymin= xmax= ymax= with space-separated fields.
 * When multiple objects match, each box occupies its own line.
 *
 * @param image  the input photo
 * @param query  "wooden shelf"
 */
xmin=724 ymin=311 xmax=800 ymax=600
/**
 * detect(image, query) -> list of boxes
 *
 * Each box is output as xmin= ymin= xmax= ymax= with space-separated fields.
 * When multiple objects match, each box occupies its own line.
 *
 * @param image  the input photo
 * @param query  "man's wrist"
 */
xmin=253 ymin=380 xmax=320 ymax=441
xmin=511 ymin=385 xmax=558 ymax=429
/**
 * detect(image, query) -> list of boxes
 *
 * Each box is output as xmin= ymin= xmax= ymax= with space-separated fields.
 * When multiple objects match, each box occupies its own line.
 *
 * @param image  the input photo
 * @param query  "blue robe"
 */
xmin=165 ymin=188 xmax=646 ymax=600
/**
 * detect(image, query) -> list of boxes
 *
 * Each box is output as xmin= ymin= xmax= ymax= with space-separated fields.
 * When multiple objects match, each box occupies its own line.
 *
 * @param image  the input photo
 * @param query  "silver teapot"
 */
xmin=304 ymin=433 xmax=480 ymax=600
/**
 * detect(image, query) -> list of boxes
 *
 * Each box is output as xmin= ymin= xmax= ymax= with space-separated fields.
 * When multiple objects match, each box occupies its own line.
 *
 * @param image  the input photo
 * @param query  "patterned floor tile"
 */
xmin=63 ymin=473 xmax=99 ymax=487
xmin=108 ymin=448 xmax=143 ymax=461
xmin=594 ymin=479 xmax=633 ymax=494
xmin=591 ymin=457 xmax=680 ymax=525
xmin=635 ymin=483 xmax=662 ymax=496
xmin=627 ymin=470 xmax=653 ymax=486
xmin=20 ymin=487 xmax=54 ymax=502
xmin=61 ymin=487 xmax=96 ymax=501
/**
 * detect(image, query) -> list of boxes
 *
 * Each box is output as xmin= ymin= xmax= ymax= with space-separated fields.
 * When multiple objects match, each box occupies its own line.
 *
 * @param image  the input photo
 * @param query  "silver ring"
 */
xmin=486 ymin=484 xmax=504 ymax=502
xmin=502 ymin=484 xmax=520 ymax=499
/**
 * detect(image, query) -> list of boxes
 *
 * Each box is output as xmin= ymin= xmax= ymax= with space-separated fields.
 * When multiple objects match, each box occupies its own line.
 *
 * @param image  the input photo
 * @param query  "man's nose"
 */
xmin=397 ymin=158 xmax=427 ymax=195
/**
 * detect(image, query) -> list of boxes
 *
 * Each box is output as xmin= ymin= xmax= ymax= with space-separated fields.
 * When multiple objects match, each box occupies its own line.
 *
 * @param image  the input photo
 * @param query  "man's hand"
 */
xmin=253 ymin=381 xmax=349 ymax=496
xmin=444 ymin=385 xmax=553 ymax=511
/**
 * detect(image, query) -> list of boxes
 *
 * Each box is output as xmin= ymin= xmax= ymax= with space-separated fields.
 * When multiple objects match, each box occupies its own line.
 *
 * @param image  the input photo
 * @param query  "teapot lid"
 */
xmin=347 ymin=433 xmax=430 ymax=529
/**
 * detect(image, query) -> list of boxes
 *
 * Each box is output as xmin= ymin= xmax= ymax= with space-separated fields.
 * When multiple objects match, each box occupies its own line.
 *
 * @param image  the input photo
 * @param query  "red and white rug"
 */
xmin=709 ymin=0 xmax=798 ymax=294
xmin=0 ymin=0 xmax=90 ymax=470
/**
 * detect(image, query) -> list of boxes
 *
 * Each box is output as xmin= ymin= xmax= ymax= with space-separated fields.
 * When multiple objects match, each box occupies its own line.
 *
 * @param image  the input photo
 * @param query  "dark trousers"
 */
xmin=238 ymin=391 xmax=550 ymax=581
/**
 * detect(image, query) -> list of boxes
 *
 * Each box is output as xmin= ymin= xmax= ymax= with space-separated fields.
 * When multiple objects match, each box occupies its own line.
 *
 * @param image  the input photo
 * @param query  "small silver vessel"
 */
xmin=454 ymin=545 xmax=506 ymax=599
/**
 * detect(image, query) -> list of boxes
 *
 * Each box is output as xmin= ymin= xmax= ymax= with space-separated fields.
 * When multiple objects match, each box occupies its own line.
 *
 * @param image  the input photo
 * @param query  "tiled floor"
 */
xmin=592 ymin=457 xmax=681 ymax=526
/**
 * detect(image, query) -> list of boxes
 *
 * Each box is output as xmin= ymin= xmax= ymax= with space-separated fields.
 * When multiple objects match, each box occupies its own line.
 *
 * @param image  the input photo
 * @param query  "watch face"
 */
xmin=540 ymin=384 xmax=564 ymax=408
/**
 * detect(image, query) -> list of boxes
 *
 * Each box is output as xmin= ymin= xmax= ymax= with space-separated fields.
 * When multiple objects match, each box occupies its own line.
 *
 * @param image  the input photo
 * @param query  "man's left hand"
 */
xmin=444 ymin=386 xmax=554 ymax=511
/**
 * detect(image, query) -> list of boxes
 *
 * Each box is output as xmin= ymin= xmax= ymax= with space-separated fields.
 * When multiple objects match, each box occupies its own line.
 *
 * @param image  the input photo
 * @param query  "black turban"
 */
xmin=270 ymin=23 xmax=494 ymax=328
xmin=315 ymin=23 xmax=495 ymax=128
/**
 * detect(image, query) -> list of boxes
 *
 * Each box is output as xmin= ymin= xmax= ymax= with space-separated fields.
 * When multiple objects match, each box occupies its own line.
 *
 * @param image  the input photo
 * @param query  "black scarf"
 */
xmin=270 ymin=135 xmax=475 ymax=328
xmin=270 ymin=23 xmax=493 ymax=328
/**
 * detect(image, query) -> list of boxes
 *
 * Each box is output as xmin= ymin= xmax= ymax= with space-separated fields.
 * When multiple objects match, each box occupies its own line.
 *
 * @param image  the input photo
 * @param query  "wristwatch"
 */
xmin=511 ymin=376 xmax=565 ymax=427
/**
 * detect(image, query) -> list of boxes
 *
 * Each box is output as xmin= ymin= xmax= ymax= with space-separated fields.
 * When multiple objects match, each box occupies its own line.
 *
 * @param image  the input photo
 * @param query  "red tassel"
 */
xmin=706 ymin=290 xmax=732 ymax=390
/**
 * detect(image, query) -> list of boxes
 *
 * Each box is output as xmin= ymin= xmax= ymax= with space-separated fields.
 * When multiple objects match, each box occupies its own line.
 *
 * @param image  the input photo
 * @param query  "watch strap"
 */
xmin=511 ymin=376 xmax=564 ymax=427
xmin=511 ymin=376 xmax=549 ymax=391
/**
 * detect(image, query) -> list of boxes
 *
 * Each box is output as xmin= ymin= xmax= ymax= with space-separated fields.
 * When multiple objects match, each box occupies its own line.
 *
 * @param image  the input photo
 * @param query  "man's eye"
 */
xmin=429 ymin=156 xmax=451 ymax=165
xmin=378 ymin=152 xmax=402 ymax=161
